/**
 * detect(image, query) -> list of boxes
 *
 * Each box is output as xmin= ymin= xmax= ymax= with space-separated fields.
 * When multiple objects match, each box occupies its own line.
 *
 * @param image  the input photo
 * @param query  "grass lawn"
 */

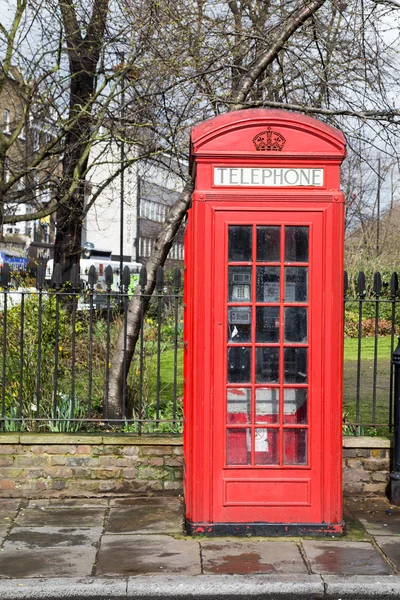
xmin=344 ymin=336 xmax=396 ymax=361
xmin=126 ymin=347 xmax=184 ymax=432
xmin=343 ymin=336 xmax=394 ymax=434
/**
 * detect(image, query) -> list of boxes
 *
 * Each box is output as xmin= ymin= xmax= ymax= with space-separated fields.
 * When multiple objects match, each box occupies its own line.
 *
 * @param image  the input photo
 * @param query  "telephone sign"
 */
xmin=184 ymin=109 xmax=346 ymax=536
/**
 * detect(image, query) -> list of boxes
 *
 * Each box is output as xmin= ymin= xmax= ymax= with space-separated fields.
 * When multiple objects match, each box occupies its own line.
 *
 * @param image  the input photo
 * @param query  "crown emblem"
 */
xmin=252 ymin=128 xmax=286 ymax=151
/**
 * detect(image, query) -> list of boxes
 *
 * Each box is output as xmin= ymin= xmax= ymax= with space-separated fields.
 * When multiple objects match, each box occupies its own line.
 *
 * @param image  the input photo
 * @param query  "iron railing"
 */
xmin=0 ymin=265 xmax=398 ymax=434
xmin=0 ymin=263 xmax=183 ymax=434
xmin=344 ymin=270 xmax=399 ymax=433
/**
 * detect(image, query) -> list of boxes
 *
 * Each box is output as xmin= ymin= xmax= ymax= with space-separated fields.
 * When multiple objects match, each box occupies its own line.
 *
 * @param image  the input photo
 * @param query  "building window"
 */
xmin=33 ymin=170 xmax=39 ymax=198
xmin=42 ymin=187 xmax=51 ymax=204
xmin=3 ymin=109 xmax=10 ymax=134
xmin=3 ymin=157 xmax=9 ymax=183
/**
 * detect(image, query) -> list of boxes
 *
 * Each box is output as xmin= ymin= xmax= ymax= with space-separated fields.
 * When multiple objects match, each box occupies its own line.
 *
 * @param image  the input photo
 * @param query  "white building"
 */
xmin=83 ymin=139 xmax=185 ymax=264
xmin=83 ymin=139 xmax=139 ymax=261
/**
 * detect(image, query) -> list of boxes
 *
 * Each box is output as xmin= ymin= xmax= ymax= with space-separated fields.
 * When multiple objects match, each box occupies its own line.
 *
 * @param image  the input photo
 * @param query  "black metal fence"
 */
xmin=344 ymin=270 xmax=399 ymax=434
xmin=0 ymin=264 xmax=398 ymax=434
xmin=0 ymin=263 xmax=183 ymax=434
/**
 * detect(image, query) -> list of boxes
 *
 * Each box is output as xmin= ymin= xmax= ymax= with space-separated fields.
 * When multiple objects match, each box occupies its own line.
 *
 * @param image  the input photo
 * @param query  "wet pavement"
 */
xmin=0 ymin=495 xmax=400 ymax=578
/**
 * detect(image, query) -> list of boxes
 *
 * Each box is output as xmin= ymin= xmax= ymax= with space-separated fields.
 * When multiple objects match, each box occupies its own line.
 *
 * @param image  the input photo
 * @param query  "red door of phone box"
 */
xmin=184 ymin=109 xmax=346 ymax=536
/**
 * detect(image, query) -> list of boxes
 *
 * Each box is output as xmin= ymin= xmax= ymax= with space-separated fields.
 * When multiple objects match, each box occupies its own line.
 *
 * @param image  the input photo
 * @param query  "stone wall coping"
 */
xmin=343 ymin=435 xmax=392 ymax=449
xmin=0 ymin=433 xmax=183 ymax=446
xmin=0 ymin=433 xmax=392 ymax=449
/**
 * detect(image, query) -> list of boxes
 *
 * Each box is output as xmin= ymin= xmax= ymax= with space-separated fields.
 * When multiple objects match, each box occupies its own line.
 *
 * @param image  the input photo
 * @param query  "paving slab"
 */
xmin=345 ymin=497 xmax=393 ymax=512
xmin=354 ymin=513 xmax=400 ymax=536
xmin=302 ymin=540 xmax=392 ymax=575
xmin=346 ymin=497 xmax=400 ymax=536
xmin=96 ymin=534 xmax=201 ymax=576
xmin=28 ymin=498 xmax=109 ymax=508
xmin=105 ymin=500 xmax=183 ymax=535
xmin=0 ymin=499 xmax=22 ymax=523
xmin=4 ymin=526 xmax=102 ymax=549
xmin=200 ymin=540 xmax=307 ymax=574
xmin=374 ymin=536 xmax=400 ymax=570
xmin=0 ymin=545 xmax=98 ymax=578
xmin=0 ymin=499 xmax=22 ymax=512
xmin=15 ymin=507 xmax=106 ymax=528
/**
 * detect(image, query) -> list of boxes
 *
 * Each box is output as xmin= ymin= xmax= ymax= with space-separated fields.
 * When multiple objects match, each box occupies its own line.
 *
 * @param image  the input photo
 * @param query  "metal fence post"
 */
xmin=390 ymin=337 xmax=400 ymax=504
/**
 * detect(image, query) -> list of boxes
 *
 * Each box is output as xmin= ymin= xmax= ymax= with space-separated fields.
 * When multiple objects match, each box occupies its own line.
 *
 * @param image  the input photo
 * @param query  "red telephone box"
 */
xmin=184 ymin=109 xmax=346 ymax=535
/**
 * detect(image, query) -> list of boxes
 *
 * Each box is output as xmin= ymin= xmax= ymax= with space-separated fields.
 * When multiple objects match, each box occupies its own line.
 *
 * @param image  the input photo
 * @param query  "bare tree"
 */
xmin=0 ymin=0 xmax=160 ymax=279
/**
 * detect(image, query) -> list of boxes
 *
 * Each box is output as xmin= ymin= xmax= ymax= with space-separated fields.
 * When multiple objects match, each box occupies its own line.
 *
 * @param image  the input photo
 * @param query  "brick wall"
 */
xmin=0 ymin=433 xmax=392 ymax=498
xmin=0 ymin=434 xmax=183 ymax=498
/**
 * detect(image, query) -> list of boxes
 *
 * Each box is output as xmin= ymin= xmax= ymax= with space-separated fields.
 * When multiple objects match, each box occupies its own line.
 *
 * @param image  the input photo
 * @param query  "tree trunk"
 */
xmin=107 ymin=180 xmax=193 ymax=419
xmin=54 ymin=0 xmax=109 ymax=282
xmin=53 ymin=73 xmax=94 ymax=281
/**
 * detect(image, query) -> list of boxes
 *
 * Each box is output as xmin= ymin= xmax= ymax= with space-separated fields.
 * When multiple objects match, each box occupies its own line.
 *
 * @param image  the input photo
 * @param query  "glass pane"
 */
xmin=256 ymin=388 xmax=279 ymax=424
xmin=228 ymin=347 xmax=251 ymax=383
xmin=284 ymin=308 xmax=307 ymax=343
xmin=257 ymin=226 xmax=280 ymax=262
xmin=228 ymin=308 xmax=251 ymax=343
xmin=256 ymin=347 xmax=279 ymax=383
xmin=254 ymin=428 xmax=279 ymax=465
xmin=285 ymin=267 xmax=308 ymax=302
xmin=284 ymin=388 xmax=308 ymax=424
xmin=229 ymin=226 xmax=252 ymax=262
xmin=227 ymin=428 xmax=251 ymax=465
xmin=256 ymin=267 xmax=280 ymax=302
xmin=227 ymin=388 xmax=251 ymax=424
xmin=285 ymin=226 xmax=308 ymax=262
xmin=229 ymin=267 xmax=252 ymax=302
xmin=256 ymin=307 xmax=280 ymax=342
xmin=284 ymin=348 xmax=307 ymax=383
xmin=283 ymin=429 xmax=307 ymax=465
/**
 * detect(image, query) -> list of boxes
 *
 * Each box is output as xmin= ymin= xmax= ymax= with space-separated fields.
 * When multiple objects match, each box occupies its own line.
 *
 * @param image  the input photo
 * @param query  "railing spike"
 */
xmin=156 ymin=266 xmax=164 ymax=291
xmin=1 ymin=263 xmax=10 ymax=288
xmin=373 ymin=271 xmax=382 ymax=295
xmin=54 ymin=263 xmax=62 ymax=289
xmin=36 ymin=263 xmax=45 ymax=289
xmin=357 ymin=271 xmax=366 ymax=296
xmin=391 ymin=272 xmax=399 ymax=295
xmin=71 ymin=264 xmax=80 ymax=289
xmin=139 ymin=266 xmax=147 ymax=288
xmin=344 ymin=271 xmax=348 ymax=296
xmin=122 ymin=265 xmax=131 ymax=289
xmin=88 ymin=265 xmax=97 ymax=288
xmin=105 ymin=265 xmax=113 ymax=289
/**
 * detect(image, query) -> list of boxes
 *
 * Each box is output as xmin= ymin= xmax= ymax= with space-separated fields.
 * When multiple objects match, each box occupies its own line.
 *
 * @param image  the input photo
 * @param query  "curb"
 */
xmin=2 ymin=576 xmax=400 ymax=600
